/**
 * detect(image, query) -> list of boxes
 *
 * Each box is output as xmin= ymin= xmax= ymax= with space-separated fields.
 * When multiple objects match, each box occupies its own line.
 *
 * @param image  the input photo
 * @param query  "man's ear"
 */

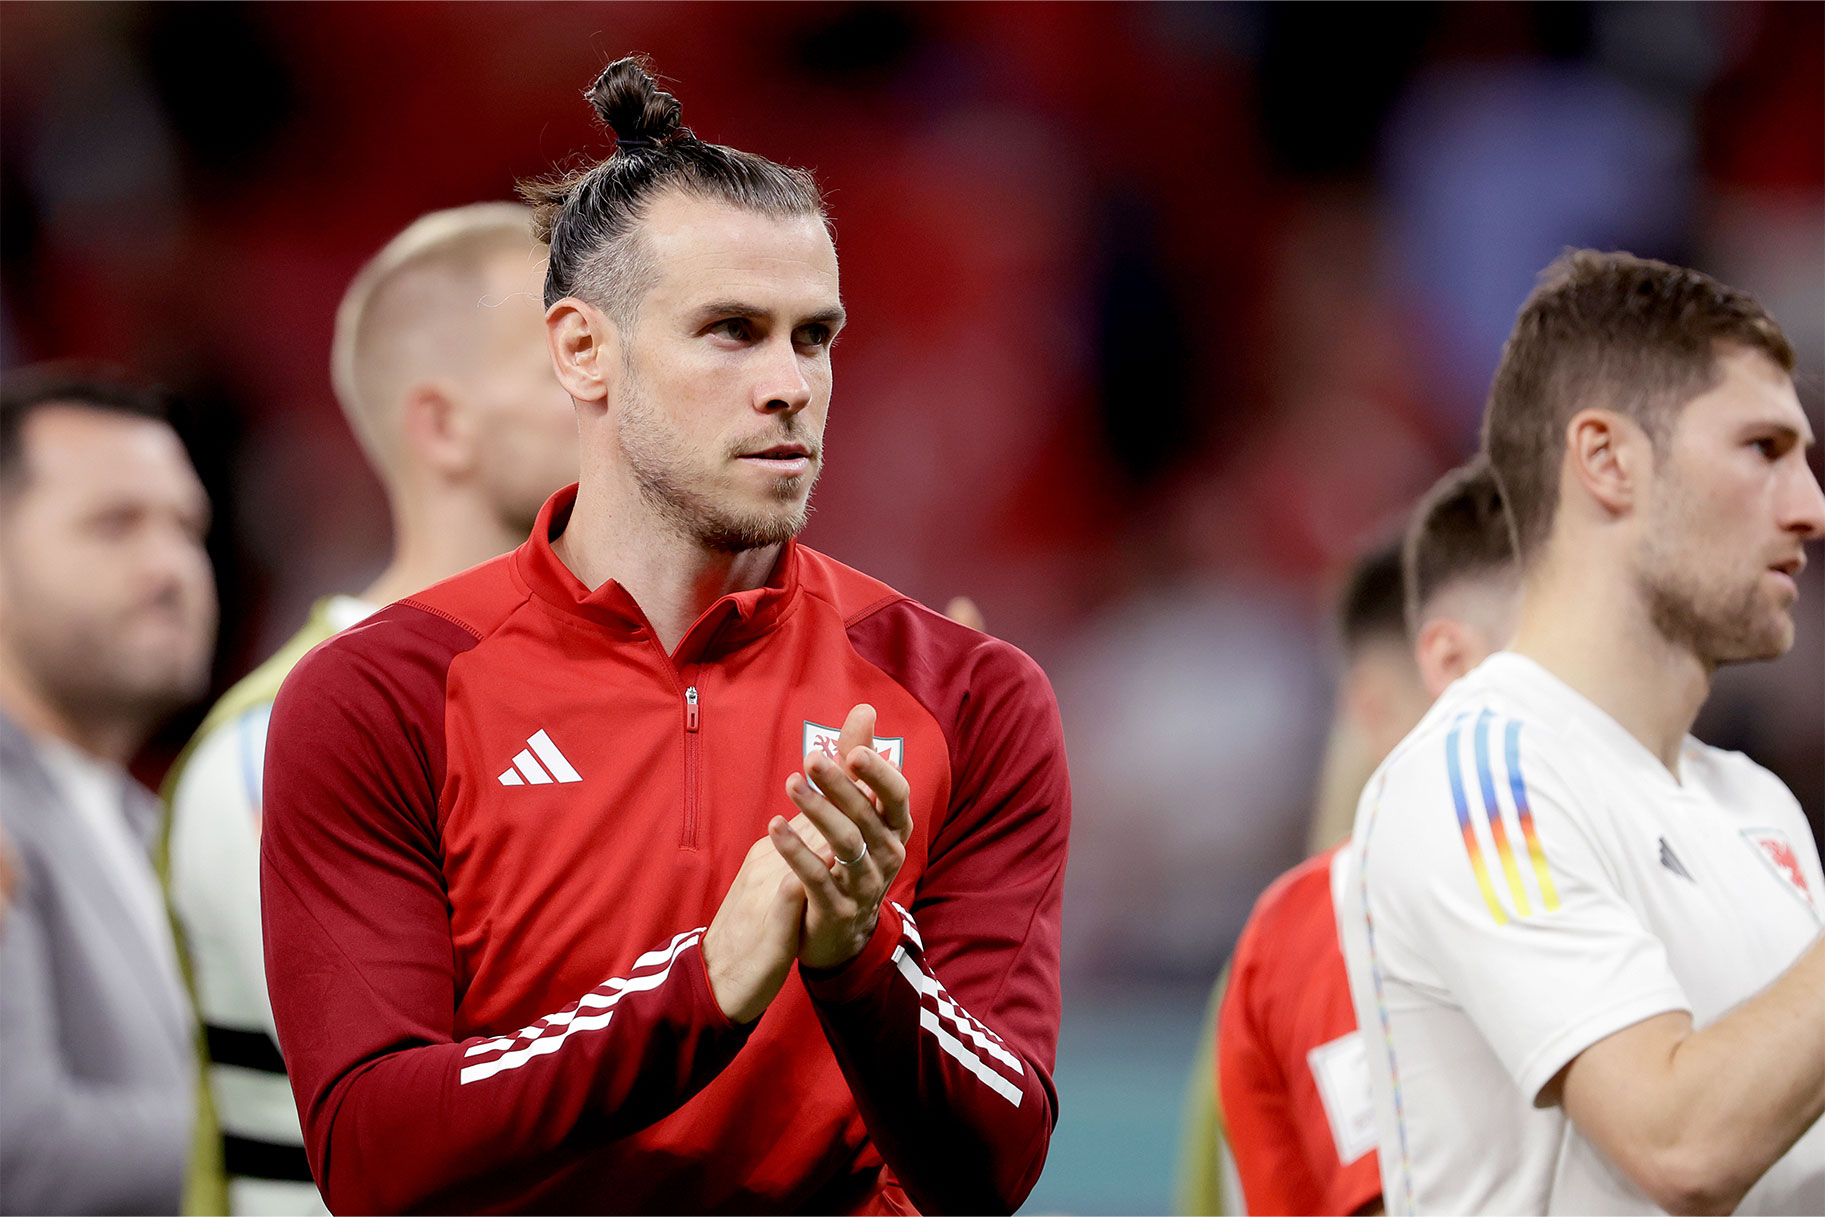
xmin=546 ymin=297 xmax=619 ymax=407
xmin=1415 ymin=617 xmax=1488 ymax=700
xmin=400 ymin=380 xmax=476 ymax=479
xmin=1564 ymin=407 xmax=1651 ymax=520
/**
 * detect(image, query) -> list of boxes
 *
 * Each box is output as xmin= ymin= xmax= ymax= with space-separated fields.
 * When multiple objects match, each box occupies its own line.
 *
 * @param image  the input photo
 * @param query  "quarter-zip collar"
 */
xmin=512 ymin=484 xmax=802 ymax=664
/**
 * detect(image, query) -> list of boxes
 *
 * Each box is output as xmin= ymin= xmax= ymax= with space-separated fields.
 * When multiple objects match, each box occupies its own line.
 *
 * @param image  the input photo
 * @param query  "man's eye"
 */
xmin=711 ymin=319 xmax=752 ymax=341
xmin=1753 ymin=438 xmax=1782 ymax=460
xmin=796 ymin=324 xmax=830 ymax=349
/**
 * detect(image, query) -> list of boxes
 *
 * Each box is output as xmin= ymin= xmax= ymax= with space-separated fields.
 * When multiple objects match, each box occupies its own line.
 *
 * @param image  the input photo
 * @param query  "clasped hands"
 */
xmin=702 ymin=704 xmax=913 ymax=1024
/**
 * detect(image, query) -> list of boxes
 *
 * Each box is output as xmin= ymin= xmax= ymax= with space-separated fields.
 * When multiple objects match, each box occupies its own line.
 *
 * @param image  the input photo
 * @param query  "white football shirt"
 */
xmin=167 ymin=595 xmax=371 ymax=1216
xmin=1338 ymin=652 xmax=1824 ymax=1215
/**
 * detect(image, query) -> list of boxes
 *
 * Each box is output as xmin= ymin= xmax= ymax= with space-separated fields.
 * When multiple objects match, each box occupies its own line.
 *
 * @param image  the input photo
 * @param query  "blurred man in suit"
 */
xmin=0 ymin=365 xmax=218 ymax=1214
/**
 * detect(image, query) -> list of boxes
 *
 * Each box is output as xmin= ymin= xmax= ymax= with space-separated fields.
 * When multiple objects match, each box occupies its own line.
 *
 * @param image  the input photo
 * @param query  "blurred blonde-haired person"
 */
xmin=161 ymin=202 xmax=578 ymax=1216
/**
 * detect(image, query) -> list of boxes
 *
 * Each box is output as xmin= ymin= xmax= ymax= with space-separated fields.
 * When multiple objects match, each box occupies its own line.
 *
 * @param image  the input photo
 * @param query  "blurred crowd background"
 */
xmin=2 ymin=3 xmax=1820 ymax=1211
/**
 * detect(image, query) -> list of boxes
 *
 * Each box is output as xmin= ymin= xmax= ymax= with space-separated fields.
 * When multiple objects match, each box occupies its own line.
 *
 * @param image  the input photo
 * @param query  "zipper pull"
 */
xmin=685 ymin=685 xmax=700 ymax=732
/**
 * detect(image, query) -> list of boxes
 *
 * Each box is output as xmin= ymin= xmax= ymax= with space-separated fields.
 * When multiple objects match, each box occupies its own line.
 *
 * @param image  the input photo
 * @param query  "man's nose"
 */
xmin=753 ymin=339 xmax=811 ymax=415
xmin=139 ymin=521 xmax=214 ymax=601
xmin=1784 ymin=460 xmax=1825 ymax=542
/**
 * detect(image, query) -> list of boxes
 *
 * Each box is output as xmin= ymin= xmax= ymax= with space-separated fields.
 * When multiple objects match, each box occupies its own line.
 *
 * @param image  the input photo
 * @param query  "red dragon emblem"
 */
xmin=1748 ymin=831 xmax=1815 ymax=911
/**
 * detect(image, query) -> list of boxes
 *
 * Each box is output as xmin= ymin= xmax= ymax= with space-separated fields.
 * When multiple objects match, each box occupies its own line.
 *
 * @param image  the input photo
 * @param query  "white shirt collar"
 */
xmin=1475 ymin=651 xmax=1693 ymax=788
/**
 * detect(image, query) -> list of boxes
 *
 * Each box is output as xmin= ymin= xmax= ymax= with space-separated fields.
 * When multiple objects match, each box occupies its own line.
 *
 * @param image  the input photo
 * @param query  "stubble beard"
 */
xmin=1 ymin=588 xmax=211 ymax=743
xmin=1634 ymin=511 xmax=1793 ymax=669
xmin=614 ymin=371 xmax=819 ymax=554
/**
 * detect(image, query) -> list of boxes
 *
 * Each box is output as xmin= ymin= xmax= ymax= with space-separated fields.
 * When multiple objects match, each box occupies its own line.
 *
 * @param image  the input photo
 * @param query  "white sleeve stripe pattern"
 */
xmin=467 ymin=1035 xmax=516 ymax=1055
xmin=890 ymin=906 xmax=1023 ymax=1107
xmin=890 ymin=907 xmax=1005 ymax=1049
xmin=901 ymin=916 xmax=1005 ymax=1049
xmin=458 ymin=927 xmax=704 ymax=1084
xmin=920 ymin=1008 xmax=1024 ymax=1105
xmin=893 ymin=952 xmax=1022 ymax=1070
xmin=462 ymin=928 xmax=705 ymax=1056
xmin=892 ymin=900 xmax=924 ymax=950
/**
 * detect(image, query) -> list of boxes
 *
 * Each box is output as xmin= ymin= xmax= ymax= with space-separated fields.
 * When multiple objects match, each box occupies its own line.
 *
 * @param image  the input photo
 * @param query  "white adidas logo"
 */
xmin=498 ymin=730 xmax=582 ymax=786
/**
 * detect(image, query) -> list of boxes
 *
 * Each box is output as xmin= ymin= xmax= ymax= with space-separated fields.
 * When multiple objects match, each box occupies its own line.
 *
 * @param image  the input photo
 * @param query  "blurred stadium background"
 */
xmin=2 ymin=3 xmax=1819 ymax=1212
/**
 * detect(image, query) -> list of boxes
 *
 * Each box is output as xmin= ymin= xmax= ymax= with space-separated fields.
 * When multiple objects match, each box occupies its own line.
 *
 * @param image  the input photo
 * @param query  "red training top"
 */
xmin=260 ymin=486 xmax=1070 ymax=1215
xmin=1217 ymin=845 xmax=1381 ymax=1216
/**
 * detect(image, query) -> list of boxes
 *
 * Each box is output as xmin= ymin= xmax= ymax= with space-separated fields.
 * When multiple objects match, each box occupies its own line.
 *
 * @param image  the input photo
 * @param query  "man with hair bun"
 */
xmin=1340 ymin=251 xmax=1825 ymax=1215
xmin=164 ymin=201 xmax=576 ymax=1216
xmin=261 ymin=57 xmax=1068 ymax=1215
xmin=1181 ymin=459 xmax=1518 ymax=1216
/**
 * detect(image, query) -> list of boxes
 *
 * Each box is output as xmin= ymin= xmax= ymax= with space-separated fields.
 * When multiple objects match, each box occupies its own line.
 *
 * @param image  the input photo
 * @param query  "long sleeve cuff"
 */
xmin=801 ymin=902 xmax=904 ymax=1005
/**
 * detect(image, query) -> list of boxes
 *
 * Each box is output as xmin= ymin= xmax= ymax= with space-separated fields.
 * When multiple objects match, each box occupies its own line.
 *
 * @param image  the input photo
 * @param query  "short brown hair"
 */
xmin=1481 ymin=250 xmax=1794 ymax=561
xmin=1337 ymin=535 xmax=1409 ymax=660
xmin=0 ymin=362 xmax=177 ymax=497
xmin=1403 ymin=455 xmax=1516 ymax=638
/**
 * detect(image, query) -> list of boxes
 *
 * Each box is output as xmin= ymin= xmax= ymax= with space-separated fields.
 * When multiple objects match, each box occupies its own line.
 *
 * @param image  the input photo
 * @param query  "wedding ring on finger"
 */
xmin=835 ymin=841 xmax=869 ymax=868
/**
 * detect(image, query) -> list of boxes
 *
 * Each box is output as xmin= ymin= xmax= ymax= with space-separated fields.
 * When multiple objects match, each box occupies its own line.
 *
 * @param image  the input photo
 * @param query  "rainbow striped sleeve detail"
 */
xmin=1445 ymin=718 xmax=1509 ymax=925
xmin=1505 ymin=719 xmax=1561 ymax=912
xmin=1474 ymin=709 xmax=1532 ymax=917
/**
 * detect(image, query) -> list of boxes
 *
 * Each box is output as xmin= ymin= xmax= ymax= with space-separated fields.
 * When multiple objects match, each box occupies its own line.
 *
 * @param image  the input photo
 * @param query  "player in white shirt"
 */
xmin=162 ymin=202 xmax=579 ymax=1215
xmin=1339 ymin=250 xmax=1825 ymax=1216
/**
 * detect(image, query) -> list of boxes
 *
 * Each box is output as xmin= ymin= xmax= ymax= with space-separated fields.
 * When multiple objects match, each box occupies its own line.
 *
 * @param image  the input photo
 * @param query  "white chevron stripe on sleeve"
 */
xmin=895 ymin=951 xmax=1024 ymax=1074
xmin=461 ymin=1011 xmax=618 ymax=1084
xmin=467 ymin=1036 xmax=518 ymax=1056
xmin=936 ymin=969 xmax=1009 ymax=1049
xmin=920 ymin=1007 xmax=1023 ymax=1106
xmin=459 ymin=929 xmax=705 ymax=1082
xmin=628 ymin=927 xmax=705 ymax=971
xmin=892 ymin=901 xmax=923 ymax=950
xmin=892 ymin=906 xmax=1010 ymax=1050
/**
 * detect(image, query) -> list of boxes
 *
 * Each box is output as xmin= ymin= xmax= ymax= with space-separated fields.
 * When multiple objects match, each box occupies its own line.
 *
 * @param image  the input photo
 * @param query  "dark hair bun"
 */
xmin=587 ymin=57 xmax=683 ymax=151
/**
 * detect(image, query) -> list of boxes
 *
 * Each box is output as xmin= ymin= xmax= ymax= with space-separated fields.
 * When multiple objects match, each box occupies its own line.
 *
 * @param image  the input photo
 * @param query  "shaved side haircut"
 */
xmin=1403 ymin=456 xmax=1517 ymax=637
xmin=330 ymin=202 xmax=540 ymax=471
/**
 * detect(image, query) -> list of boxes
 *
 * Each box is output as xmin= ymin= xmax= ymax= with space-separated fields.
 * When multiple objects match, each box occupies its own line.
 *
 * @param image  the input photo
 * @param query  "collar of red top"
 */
xmin=512 ymin=483 xmax=802 ymax=664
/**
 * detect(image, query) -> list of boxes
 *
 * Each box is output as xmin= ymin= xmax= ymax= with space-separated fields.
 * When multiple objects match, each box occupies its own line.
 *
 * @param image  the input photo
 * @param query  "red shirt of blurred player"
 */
xmin=1219 ymin=846 xmax=1379 ymax=1216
